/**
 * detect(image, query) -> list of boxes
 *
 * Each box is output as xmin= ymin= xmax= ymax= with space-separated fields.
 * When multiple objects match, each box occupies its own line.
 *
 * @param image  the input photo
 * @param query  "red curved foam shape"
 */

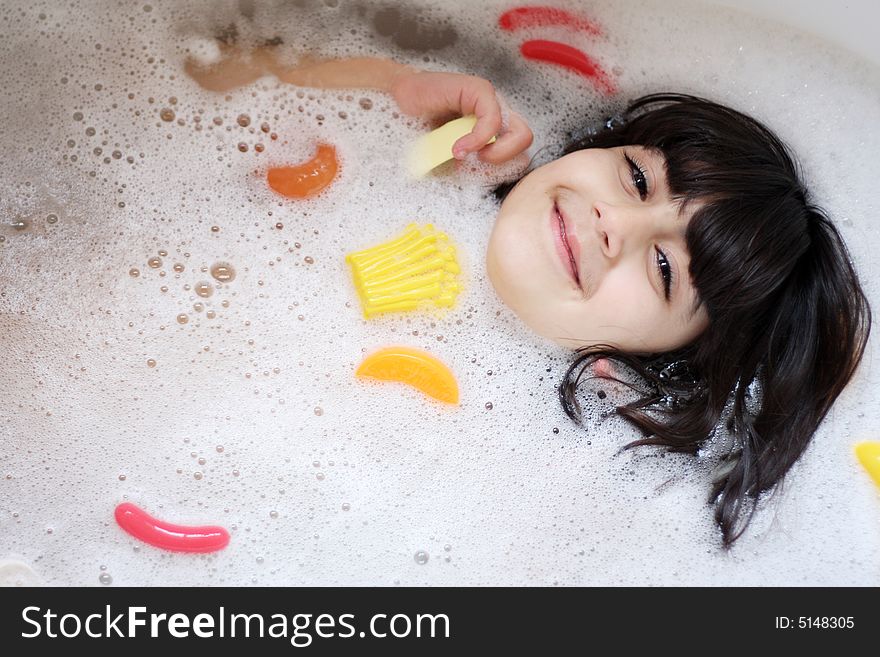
xmin=499 ymin=6 xmax=602 ymax=37
xmin=520 ymin=39 xmax=617 ymax=96
xmin=114 ymin=502 xmax=230 ymax=553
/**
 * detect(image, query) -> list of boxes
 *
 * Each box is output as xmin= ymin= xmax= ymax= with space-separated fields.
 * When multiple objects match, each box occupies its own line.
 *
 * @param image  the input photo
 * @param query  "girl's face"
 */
xmin=487 ymin=146 xmax=709 ymax=353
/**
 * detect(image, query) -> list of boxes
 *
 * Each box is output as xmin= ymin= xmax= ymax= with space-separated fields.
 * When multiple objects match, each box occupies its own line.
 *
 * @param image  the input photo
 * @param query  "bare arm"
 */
xmin=185 ymin=46 xmax=532 ymax=163
xmin=269 ymin=55 xmax=413 ymax=90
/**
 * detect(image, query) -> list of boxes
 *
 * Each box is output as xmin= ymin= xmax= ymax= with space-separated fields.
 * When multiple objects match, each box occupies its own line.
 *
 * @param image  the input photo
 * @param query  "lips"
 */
xmin=551 ymin=201 xmax=581 ymax=287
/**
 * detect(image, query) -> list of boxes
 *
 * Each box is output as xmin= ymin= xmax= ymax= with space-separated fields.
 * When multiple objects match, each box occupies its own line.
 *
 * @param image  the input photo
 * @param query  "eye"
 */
xmin=654 ymin=246 xmax=673 ymax=301
xmin=624 ymin=152 xmax=649 ymax=201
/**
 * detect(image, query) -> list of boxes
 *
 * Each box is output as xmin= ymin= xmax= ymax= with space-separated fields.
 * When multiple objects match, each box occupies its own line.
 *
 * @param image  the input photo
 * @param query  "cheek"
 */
xmin=573 ymin=275 xmax=699 ymax=353
xmin=487 ymin=218 xmax=549 ymax=318
xmin=556 ymin=275 xmax=663 ymax=350
xmin=487 ymin=199 xmax=553 ymax=308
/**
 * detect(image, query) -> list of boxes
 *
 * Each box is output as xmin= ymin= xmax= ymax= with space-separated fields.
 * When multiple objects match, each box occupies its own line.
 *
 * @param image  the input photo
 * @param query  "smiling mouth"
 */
xmin=554 ymin=202 xmax=581 ymax=286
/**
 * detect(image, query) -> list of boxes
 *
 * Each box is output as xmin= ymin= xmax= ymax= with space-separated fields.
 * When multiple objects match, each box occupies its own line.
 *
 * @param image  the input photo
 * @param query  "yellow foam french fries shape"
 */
xmin=346 ymin=224 xmax=461 ymax=318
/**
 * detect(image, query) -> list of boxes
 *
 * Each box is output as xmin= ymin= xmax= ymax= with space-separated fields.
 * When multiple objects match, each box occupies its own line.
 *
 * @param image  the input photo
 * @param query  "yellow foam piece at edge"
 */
xmin=855 ymin=441 xmax=880 ymax=488
xmin=406 ymin=115 xmax=496 ymax=178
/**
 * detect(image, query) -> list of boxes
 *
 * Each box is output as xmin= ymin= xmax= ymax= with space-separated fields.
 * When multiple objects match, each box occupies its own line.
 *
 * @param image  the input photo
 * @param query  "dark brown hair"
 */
xmin=496 ymin=93 xmax=871 ymax=546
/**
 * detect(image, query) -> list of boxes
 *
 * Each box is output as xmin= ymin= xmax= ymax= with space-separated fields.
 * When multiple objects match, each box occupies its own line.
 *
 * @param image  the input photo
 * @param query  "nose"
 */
xmin=594 ymin=201 xmax=621 ymax=259
xmin=594 ymin=200 xmax=648 ymax=259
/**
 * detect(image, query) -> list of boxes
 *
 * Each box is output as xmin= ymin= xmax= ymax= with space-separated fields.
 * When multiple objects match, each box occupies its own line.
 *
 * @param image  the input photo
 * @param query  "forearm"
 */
xmin=185 ymin=45 xmax=417 ymax=93
xmin=184 ymin=44 xmax=533 ymax=164
xmin=271 ymin=56 xmax=416 ymax=92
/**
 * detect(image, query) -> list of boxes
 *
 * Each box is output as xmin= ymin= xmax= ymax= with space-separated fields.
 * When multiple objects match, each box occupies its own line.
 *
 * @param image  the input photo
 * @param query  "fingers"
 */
xmin=453 ymin=109 xmax=533 ymax=164
xmin=451 ymin=78 xmax=532 ymax=163
xmin=392 ymin=70 xmax=533 ymax=165
xmin=452 ymin=78 xmax=503 ymax=159
xmin=476 ymin=111 xmax=534 ymax=164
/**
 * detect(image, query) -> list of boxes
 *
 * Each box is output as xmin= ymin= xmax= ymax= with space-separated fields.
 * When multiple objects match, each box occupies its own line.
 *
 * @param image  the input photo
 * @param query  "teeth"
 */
xmin=346 ymin=224 xmax=462 ymax=318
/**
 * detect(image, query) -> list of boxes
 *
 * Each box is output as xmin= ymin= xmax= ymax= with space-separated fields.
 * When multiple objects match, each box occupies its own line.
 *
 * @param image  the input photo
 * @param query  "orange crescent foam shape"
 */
xmin=356 ymin=346 xmax=459 ymax=404
xmin=267 ymin=143 xmax=338 ymax=198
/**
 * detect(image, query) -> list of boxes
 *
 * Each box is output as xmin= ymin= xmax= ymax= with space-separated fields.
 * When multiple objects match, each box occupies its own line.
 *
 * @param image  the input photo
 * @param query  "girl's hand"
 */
xmin=390 ymin=69 xmax=533 ymax=164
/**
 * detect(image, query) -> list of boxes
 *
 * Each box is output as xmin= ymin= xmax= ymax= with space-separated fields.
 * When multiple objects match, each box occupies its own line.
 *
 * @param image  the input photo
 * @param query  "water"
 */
xmin=1 ymin=0 xmax=879 ymax=586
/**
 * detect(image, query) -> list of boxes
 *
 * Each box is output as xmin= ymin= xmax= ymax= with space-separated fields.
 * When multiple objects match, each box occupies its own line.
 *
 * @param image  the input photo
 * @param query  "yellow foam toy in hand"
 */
xmin=346 ymin=223 xmax=461 ymax=318
xmin=406 ymin=115 xmax=496 ymax=178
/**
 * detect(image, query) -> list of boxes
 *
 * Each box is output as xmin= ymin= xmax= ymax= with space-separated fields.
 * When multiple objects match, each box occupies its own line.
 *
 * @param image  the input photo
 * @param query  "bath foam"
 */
xmin=346 ymin=223 xmax=461 ymax=318
xmin=0 ymin=0 xmax=877 ymax=587
xmin=0 ymin=559 xmax=43 ymax=587
xmin=183 ymin=37 xmax=222 ymax=68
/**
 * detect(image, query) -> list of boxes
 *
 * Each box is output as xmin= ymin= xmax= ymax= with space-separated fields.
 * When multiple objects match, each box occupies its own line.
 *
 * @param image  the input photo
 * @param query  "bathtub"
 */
xmin=707 ymin=0 xmax=879 ymax=65
xmin=1 ymin=0 xmax=878 ymax=587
